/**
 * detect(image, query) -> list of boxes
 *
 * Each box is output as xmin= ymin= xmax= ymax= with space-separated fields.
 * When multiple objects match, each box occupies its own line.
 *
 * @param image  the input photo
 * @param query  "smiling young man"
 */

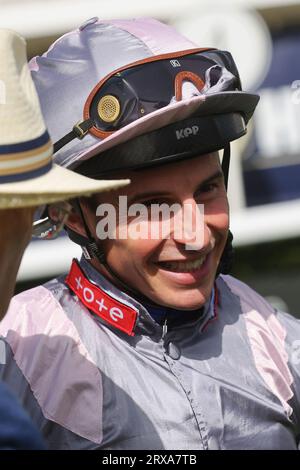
xmin=1 ymin=18 xmax=300 ymax=450
xmin=72 ymin=153 xmax=228 ymax=310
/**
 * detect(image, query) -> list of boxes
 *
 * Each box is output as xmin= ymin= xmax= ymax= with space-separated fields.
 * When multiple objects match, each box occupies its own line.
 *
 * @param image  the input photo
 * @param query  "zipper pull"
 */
xmin=162 ymin=317 xmax=168 ymax=339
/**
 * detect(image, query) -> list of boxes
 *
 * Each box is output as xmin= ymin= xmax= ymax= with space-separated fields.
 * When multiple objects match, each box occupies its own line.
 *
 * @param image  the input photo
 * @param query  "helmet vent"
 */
xmin=97 ymin=95 xmax=121 ymax=123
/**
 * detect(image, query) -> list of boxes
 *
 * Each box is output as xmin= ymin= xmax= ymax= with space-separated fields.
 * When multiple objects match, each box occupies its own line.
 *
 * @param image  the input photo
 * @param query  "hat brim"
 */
xmin=0 ymin=163 xmax=129 ymax=208
xmin=67 ymin=91 xmax=259 ymax=170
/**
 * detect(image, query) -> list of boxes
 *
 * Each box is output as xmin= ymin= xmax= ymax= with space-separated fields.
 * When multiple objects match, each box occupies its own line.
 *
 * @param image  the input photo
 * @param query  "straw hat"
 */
xmin=0 ymin=29 xmax=129 ymax=209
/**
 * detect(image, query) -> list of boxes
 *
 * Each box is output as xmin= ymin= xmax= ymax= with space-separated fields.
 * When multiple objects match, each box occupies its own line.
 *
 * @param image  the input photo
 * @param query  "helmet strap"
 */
xmin=222 ymin=143 xmax=231 ymax=190
xmin=218 ymin=143 xmax=234 ymax=274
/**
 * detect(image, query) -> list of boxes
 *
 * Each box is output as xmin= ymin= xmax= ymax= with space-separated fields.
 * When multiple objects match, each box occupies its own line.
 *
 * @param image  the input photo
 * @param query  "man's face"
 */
xmin=80 ymin=153 xmax=229 ymax=310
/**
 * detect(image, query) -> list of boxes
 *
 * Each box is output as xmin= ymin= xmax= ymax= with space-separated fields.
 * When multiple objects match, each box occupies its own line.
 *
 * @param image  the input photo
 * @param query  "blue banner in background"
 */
xmin=243 ymin=28 xmax=300 ymax=206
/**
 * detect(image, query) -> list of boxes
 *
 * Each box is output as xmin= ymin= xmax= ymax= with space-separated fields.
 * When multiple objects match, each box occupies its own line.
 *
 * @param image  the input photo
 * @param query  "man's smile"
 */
xmin=154 ymin=253 xmax=208 ymax=273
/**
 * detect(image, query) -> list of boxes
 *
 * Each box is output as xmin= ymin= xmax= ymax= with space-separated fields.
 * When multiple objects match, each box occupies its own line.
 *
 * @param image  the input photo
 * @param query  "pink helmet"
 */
xmin=30 ymin=17 xmax=259 ymax=178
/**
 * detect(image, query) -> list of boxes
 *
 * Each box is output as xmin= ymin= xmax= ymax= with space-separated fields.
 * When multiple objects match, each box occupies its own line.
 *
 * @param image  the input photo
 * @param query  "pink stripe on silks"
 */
xmin=222 ymin=275 xmax=294 ymax=417
xmin=0 ymin=286 xmax=103 ymax=444
xmin=100 ymin=17 xmax=197 ymax=54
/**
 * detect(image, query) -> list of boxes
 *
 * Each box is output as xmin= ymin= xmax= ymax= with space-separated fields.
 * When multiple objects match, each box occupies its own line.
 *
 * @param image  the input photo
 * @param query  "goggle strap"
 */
xmin=53 ymin=119 xmax=93 ymax=154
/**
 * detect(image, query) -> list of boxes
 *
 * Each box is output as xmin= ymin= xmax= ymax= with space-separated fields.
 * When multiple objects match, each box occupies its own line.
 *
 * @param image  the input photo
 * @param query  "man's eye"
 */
xmin=203 ymin=183 xmax=219 ymax=192
xmin=196 ymin=182 xmax=219 ymax=195
xmin=141 ymin=199 xmax=167 ymax=207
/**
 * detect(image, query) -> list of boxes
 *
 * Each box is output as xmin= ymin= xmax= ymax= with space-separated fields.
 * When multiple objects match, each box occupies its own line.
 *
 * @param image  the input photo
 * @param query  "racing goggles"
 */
xmin=83 ymin=47 xmax=242 ymax=139
xmin=32 ymin=202 xmax=72 ymax=240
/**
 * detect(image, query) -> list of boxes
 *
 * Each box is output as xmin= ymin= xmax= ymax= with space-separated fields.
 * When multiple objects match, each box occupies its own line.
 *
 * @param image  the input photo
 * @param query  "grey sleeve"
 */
xmin=0 ymin=336 xmax=46 ymax=430
xmin=275 ymin=311 xmax=300 ymax=446
xmin=0 ymin=336 xmax=98 ymax=449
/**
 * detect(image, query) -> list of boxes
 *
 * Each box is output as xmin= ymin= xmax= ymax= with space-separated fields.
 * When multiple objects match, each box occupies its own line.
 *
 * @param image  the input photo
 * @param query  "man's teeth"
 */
xmin=159 ymin=256 xmax=206 ymax=272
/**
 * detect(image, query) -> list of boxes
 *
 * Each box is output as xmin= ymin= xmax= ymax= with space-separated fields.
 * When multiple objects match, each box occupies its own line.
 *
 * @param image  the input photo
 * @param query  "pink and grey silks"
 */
xmin=0 ymin=257 xmax=300 ymax=450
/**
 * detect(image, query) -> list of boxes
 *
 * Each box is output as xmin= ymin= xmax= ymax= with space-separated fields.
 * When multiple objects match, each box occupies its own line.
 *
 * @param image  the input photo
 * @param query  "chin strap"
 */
xmin=217 ymin=230 xmax=234 ymax=275
xmin=218 ymin=143 xmax=234 ymax=275
xmin=222 ymin=143 xmax=230 ymax=191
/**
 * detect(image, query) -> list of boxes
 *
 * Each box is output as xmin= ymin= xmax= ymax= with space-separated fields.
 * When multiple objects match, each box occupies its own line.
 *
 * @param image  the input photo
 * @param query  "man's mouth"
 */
xmin=155 ymin=255 xmax=207 ymax=273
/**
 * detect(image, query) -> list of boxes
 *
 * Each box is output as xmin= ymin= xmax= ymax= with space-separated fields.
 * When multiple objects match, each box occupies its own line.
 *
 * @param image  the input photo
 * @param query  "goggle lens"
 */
xmin=87 ymin=50 xmax=240 ymax=134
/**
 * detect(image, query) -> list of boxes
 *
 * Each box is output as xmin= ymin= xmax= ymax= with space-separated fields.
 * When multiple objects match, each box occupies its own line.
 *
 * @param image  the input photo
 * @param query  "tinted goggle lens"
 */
xmin=87 ymin=50 xmax=241 ymax=134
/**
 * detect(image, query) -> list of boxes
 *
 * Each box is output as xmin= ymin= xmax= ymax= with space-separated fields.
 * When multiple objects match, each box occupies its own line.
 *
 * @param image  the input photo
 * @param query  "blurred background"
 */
xmin=1 ymin=0 xmax=299 ymax=315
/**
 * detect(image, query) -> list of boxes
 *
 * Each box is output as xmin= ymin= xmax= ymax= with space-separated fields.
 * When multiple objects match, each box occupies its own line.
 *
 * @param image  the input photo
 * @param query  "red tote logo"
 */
xmin=66 ymin=260 xmax=138 ymax=336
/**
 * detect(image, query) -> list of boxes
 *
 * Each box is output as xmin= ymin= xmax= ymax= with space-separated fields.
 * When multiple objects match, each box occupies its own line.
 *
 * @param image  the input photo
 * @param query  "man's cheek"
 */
xmin=207 ymin=198 xmax=229 ymax=219
xmin=209 ymin=212 xmax=229 ymax=232
xmin=220 ymin=215 xmax=230 ymax=232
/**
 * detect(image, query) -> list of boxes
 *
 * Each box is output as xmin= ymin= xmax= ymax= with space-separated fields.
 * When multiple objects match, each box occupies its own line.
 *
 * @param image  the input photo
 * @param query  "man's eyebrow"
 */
xmin=195 ymin=170 xmax=224 ymax=191
xmin=129 ymin=190 xmax=170 ymax=203
xmin=130 ymin=170 xmax=224 ymax=202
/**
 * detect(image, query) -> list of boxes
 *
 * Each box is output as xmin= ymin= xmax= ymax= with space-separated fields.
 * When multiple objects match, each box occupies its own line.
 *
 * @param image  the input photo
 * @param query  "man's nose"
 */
xmin=171 ymin=199 xmax=211 ymax=251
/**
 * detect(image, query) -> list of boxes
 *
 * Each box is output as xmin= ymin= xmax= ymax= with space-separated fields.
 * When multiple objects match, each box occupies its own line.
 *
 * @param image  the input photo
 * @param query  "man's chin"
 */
xmin=148 ymin=287 xmax=212 ymax=311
